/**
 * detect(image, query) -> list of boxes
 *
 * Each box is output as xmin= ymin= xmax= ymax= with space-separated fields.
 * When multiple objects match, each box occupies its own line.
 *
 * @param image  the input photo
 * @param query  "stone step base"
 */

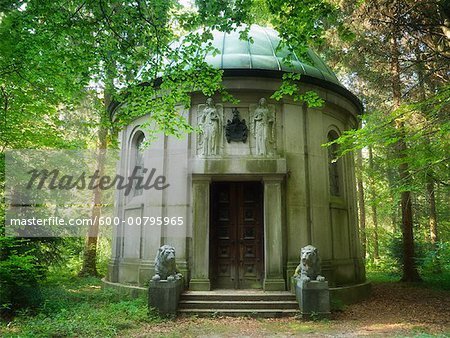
xmin=180 ymin=290 xmax=296 ymax=302
xmin=178 ymin=308 xmax=300 ymax=318
xmin=179 ymin=300 xmax=298 ymax=310
xmin=178 ymin=290 xmax=300 ymax=317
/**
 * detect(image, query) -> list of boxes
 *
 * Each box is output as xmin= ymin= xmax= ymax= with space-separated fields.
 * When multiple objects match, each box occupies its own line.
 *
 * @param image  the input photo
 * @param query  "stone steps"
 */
xmin=178 ymin=291 xmax=300 ymax=317
xmin=180 ymin=291 xmax=295 ymax=302
xmin=178 ymin=308 xmax=300 ymax=317
xmin=180 ymin=300 xmax=298 ymax=310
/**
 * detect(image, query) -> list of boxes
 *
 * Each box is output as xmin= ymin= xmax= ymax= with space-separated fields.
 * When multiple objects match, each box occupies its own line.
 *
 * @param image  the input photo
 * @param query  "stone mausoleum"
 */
xmin=105 ymin=25 xmax=369 ymax=303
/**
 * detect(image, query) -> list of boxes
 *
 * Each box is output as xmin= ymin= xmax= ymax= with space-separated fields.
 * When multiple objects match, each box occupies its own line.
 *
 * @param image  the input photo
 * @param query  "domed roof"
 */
xmin=204 ymin=25 xmax=341 ymax=86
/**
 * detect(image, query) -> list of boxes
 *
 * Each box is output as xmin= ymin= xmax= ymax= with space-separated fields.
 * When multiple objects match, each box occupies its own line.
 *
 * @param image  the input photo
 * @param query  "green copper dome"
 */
xmin=204 ymin=25 xmax=341 ymax=86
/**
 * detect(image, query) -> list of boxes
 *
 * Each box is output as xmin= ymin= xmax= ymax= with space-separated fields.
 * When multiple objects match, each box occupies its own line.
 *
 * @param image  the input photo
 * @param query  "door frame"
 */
xmin=189 ymin=174 xmax=286 ymax=291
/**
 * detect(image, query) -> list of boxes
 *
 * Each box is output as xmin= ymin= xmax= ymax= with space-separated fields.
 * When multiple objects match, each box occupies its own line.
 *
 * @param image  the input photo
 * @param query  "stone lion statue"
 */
xmin=294 ymin=245 xmax=325 ymax=283
xmin=152 ymin=245 xmax=182 ymax=281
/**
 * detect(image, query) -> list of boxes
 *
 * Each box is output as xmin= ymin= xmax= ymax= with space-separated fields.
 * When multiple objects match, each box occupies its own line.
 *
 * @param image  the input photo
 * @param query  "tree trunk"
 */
xmin=397 ymin=156 xmax=421 ymax=282
xmin=356 ymin=149 xmax=367 ymax=258
xmin=385 ymin=151 xmax=399 ymax=233
xmin=372 ymin=203 xmax=379 ymax=259
xmin=427 ymin=176 xmax=438 ymax=246
xmin=368 ymin=147 xmax=379 ymax=259
xmin=79 ymin=102 xmax=109 ymax=277
xmin=390 ymin=32 xmax=422 ymax=282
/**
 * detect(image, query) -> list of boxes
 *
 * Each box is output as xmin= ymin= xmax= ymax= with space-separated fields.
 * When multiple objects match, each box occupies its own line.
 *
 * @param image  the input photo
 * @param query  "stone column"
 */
xmin=189 ymin=176 xmax=211 ymax=290
xmin=263 ymin=177 xmax=286 ymax=290
xmin=162 ymin=134 xmax=190 ymax=286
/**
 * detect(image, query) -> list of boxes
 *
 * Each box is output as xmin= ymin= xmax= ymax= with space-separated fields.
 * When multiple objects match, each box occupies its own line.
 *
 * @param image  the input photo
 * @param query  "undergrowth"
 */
xmin=366 ymin=268 xmax=450 ymax=290
xmin=0 ymin=272 xmax=162 ymax=338
xmin=2 ymin=267 xmax=449 ymax=337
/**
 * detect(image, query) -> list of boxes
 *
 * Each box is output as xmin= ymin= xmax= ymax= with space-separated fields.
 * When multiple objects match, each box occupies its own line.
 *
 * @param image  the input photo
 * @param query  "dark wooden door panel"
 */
xmin=211 ymin=182 xmax=237 ymax=288
xmin=210 ymin=182 xmax=263 ymax=289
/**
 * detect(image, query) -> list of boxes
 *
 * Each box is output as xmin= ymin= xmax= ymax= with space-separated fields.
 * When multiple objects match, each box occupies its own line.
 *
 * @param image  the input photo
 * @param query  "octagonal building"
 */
xmin=106 ymin=25 xmax=369 ymax=303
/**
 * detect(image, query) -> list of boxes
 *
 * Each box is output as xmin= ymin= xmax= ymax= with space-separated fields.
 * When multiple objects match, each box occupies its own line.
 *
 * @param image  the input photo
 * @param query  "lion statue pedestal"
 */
xmin=293 ymin=245 xmax=330 ymax=318
xmin=148 ymin=245 xmax=183 ymax=316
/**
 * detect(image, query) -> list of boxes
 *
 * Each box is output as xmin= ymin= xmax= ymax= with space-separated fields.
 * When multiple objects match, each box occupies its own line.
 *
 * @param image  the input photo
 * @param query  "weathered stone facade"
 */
xmin=106 ymin=25 xmax=368 ymax=302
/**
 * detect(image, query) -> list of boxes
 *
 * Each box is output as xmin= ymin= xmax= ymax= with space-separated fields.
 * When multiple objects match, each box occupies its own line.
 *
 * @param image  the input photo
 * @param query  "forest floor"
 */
xmin=122 ymin=282 xmax=450 ymax=337
xmin=1 ymin=272 xmax=449 ymax=337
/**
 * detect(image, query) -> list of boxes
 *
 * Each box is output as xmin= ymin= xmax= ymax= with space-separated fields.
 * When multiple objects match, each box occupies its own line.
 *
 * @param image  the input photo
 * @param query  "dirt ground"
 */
xmin=122 ymin=282 xmax=450 ymax=337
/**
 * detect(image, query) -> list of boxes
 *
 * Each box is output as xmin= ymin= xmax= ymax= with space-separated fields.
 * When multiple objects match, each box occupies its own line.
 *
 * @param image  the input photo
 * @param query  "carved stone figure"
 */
xmin=252 ymin=98 xmax=275 ymax=155
xmin=198 ymin=98 xmax=222 ymax=156
xmin=225 ymin=108 xmax=248 ymax=143
xmin=294 ymin=245 xmax=325 ymax=283
xmin=152 ymin=245 xmax=182 ymax=281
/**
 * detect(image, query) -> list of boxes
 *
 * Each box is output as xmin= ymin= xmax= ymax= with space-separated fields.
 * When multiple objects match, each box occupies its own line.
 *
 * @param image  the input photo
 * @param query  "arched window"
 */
xmin=131 ymin=131 xmax=145 ymax=197
xmin=327 ymin=130 xmax=341 ymax=197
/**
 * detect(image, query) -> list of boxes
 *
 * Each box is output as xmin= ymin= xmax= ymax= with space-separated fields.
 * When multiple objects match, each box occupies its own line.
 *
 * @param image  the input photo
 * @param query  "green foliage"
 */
xmin=40 ymin=237 xmax=111 ymax=278
xmin=331 ymin=91 xmax=450 ymax=188
xmin=0 ymin=238 xmax=45 ymax=317
xmin=265 ymin=0 xmax=338 ymax=59
xmin=366 ymin=270 xmax=401 ymax=283
xmin=366 ymin=269 xmax=450 ymax=291
xmin=421 ymin=271 xmax=450 ymax=291
xmin=366 ymin=254 xmax=401 ymax=275
xmin=387 ymin=235 xmax=426 ymax=272
xmin=0 ymin=274 xmax=161 ymax=337
xmin=271 ymin=73 xmax=325 ymax=107
xmin=195 ymin=0 xmax=254 ymax=32
xmin=0 ymin=1 xmax=253 ymax=149
xmin=1 ymin=0 xmax=339 ymax=143
xmin=367 ymin=239 xmax=450 ymax=289
xmin=419 ymin=241 xmax=450 ymax=275
xmin=0 ymin=236 xmax=84 ymax=317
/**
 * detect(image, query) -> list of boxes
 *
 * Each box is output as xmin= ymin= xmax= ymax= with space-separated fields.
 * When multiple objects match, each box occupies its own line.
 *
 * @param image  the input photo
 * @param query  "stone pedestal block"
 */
xmin=148 ymin=278 xmax=183 ymax=315
xmin=263 ymin=278 xmax=286 ymax=291
xmin=189 ymin=278 xmax=211 ymax=291
xmin=295 ymin=278 xmax=330 ymax=318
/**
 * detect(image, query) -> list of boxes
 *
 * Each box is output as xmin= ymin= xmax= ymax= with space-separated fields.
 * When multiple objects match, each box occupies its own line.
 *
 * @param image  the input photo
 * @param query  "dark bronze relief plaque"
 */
xmin=225 ymin=108 xmax=248 ymax=143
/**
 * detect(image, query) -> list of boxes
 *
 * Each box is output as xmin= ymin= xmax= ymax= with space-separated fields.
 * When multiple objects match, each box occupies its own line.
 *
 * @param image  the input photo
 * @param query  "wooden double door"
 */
xmin=210 ymin=182 xmax=264 ymax=289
